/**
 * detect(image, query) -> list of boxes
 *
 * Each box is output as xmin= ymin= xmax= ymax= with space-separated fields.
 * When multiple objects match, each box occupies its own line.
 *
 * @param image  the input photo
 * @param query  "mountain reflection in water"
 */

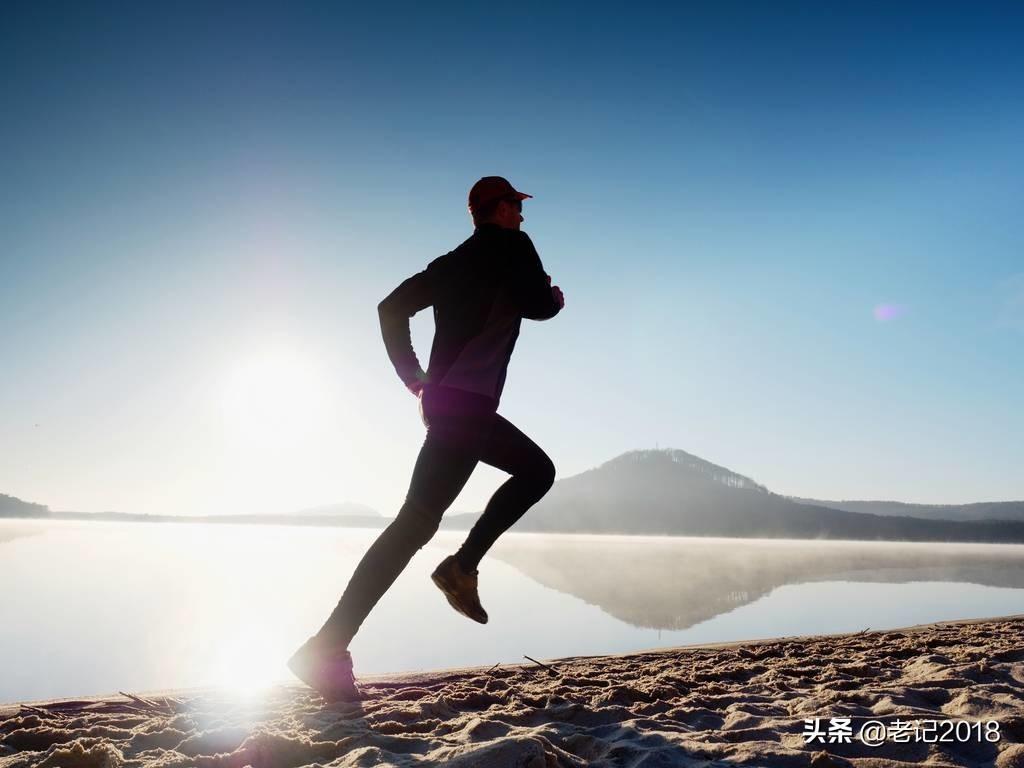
xmin=490 ymin=536 xmax=1024 ymax=630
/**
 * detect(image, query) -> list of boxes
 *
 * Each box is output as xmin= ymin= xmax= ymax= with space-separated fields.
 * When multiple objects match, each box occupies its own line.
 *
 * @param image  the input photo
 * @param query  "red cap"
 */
xmin=468 ymin=176 xmax=532 ymax=212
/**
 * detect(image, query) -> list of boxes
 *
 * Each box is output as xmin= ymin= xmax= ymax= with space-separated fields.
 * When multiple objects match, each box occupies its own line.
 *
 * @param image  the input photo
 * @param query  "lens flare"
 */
xmin=873 ymin=303 xmax=907 ymax=322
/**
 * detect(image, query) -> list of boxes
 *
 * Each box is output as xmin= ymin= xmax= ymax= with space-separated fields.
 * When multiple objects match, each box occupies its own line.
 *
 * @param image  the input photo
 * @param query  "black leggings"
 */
xmin=317 ymin=386 xmax=555 ymax=649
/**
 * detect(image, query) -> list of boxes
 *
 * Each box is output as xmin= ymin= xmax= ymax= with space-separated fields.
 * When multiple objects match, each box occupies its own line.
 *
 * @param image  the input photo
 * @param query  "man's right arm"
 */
xmin=377 ymin=263 xmax=437 ymax=391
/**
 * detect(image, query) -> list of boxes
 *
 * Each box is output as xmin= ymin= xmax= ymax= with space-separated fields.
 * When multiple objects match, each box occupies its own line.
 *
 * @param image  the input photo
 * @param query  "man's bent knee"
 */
xmin=534 ymin=453 xmax=556 ymax=496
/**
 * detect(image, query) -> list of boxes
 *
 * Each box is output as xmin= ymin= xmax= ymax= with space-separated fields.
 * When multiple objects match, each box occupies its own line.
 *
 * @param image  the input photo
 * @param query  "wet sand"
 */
xmin=2 ymin=615 xmax=1022 ymax=767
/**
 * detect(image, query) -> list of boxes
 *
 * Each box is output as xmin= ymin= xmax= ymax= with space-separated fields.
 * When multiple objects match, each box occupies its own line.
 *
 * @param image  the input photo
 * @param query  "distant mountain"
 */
xmin=789 ymin=498 xmax=1024 ymax=523
xmin=291 ymin=502 xmax=381 ymax=518
xmin=0 ymin=494 xmax=49 ymax=518
xmin=442 ymin=448 xmax=1024 ymax=543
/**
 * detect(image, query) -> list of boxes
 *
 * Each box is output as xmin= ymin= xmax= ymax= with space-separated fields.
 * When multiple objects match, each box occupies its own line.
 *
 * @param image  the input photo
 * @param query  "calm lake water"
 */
xmin=3 ymin=519 xmax=1024 ymax=704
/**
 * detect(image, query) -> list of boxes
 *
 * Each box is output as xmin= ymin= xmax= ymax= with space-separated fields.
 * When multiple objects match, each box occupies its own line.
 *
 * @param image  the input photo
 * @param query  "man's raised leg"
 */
xmin=455 ymin=414 xmax=555 ymax=572
xmin=432 ymin=415 xmax=555 ymax=623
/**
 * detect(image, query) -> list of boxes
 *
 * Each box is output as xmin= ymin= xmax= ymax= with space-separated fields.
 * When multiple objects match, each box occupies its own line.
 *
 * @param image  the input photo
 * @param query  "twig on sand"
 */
xmin=524 ymin=655 xmax=558 ymax=677
xmin=18 ymin=704 xmax=66 ymax=721
xmin=118 ymin=691 xmax=177 ymax=713
xmin=150 ymin=697 xmax=184 ymax=714
xmin=486 ymin=662 xmax=502 ymax=676
xmin=856 ymin=627 xmax=871 ymax=635
xmin=119 ymin=691 xmax=159 ymax=708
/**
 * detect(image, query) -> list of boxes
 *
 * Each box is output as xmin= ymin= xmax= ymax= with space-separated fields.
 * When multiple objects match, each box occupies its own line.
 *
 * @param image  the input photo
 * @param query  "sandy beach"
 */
xmin=1 ymin=615 xmax=1022 ymax=767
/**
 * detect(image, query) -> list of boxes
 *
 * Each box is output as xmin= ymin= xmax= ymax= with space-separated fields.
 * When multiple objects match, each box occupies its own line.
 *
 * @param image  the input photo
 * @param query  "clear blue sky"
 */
xmin=2 ymin=2 xmax=1022 ymax=516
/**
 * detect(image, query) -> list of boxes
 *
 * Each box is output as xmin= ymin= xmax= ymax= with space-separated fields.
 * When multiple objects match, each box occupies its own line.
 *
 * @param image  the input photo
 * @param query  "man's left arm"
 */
xmin=512 ymin=232 xmax=564 ymax=321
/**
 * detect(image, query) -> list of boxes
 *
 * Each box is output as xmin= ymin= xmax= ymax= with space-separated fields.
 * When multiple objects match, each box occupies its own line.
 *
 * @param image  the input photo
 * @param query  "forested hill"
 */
xmin=0 ymin=494 xmax=49 ymax=518
xmin=788 ymin=497 xmax=1024 ymax=523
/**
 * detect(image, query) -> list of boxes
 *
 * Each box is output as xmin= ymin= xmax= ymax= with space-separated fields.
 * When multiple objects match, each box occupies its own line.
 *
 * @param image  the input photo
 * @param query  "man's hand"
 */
xmin=546 ymin=274 xmax=565 ymax=309
xmin=406 ymin=369 xmax=427 ymax=397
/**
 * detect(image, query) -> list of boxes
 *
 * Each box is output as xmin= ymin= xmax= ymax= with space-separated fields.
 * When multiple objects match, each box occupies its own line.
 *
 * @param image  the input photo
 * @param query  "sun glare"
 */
xmin=204 ymin=631 xmax=288 ymax=699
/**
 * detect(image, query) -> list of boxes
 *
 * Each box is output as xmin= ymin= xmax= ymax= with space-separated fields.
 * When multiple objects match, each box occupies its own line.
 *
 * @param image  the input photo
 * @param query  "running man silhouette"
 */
xmin=288 ymin=176 xmax=565 ymax=701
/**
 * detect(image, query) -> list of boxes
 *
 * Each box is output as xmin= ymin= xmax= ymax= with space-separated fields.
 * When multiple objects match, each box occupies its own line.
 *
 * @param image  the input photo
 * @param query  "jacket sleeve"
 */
xmin=377 ymin=261 xmax=438 ymax=387
xmin=511 ymin=232 xmax=561 ymax=321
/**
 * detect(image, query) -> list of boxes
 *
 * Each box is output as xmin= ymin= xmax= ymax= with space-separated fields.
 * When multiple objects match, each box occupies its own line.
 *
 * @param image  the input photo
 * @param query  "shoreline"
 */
xmin=7 ymin=612 xmax=1022 ymax=714
xmin=3 ymin=614 xmax=1023 ymax=766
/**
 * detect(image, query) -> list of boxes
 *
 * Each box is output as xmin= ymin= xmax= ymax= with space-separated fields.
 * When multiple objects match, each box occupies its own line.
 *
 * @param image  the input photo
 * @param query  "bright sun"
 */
xmin=216 ymin=340 xmax=333 ymax=515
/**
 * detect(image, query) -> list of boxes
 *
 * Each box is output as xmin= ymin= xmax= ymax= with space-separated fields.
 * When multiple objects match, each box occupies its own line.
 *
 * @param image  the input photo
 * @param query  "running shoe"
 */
xmin=431 ymin=555 xmax=489 ymax=624
xmin=286 ymin=635 xmax=361 ymax=703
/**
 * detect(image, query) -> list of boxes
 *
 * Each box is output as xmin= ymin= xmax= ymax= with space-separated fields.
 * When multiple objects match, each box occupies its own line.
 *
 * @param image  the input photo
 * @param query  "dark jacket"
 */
xmin=378 ymin=223 xmax=561 ymax=406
